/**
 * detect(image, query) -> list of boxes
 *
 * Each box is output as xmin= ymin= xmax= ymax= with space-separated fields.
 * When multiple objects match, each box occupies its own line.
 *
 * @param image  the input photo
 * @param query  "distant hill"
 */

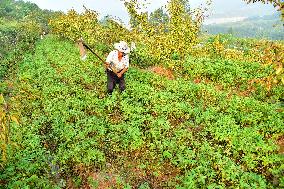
xmin=0 ymin=0 xmax=60 ymax=78
xmin=203 ymin=13 xmax=284 ymax=40
xmin=0 ymin=0 xmax=40 ymax=20
xmin=0 ymin=0 xmax=60 ymax=30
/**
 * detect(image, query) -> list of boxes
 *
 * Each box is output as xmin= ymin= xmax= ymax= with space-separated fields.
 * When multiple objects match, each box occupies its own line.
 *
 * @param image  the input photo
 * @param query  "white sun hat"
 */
xmin=114 ymin=41 xmax=130 ymax=54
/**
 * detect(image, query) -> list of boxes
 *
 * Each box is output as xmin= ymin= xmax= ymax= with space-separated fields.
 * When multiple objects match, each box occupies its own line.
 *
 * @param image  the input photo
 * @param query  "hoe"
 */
xmin=77 ymin=38 xmax=119 ymax=74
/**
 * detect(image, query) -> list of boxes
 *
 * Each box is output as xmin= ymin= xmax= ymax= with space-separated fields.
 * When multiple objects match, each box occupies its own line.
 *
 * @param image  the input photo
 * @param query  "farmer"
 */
xmin=104 ymin=41 xmax=130 ymax=94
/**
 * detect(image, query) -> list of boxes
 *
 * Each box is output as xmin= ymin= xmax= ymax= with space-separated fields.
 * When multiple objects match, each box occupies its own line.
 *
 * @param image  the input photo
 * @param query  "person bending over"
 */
xmin=105 ymin=41 xmax=130 ymax=94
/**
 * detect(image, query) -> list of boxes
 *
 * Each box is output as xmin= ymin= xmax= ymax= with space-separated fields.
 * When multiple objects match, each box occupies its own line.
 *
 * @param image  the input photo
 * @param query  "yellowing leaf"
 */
xmin=276 ymin=66 xmax=282 ymax=75
xmin=10 ymin=116 xmax=19 ymax=125
xmin=0 ymin=95 xmax=4 ymax=104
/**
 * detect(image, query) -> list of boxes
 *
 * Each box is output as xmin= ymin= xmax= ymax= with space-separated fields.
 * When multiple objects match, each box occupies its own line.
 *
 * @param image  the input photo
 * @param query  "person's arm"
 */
xmin=117 ymin=67 xmax=128 ymax=78
xmin=104 ymin=62 xmax=110 ymax=69
xmin=117 ymin=55 xmax=129 ymax=78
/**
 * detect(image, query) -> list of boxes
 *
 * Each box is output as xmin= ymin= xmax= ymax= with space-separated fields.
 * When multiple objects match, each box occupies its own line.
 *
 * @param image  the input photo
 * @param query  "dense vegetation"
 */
xmin=0 ymin=0 xmax=59 ymax=186
xmin=1 ymin=0 xmax=283 ymax=188
xmin=0 ymin=0 xmax=59 ymax=79
xmin=1 ymin=35 xmax=283 ymax=188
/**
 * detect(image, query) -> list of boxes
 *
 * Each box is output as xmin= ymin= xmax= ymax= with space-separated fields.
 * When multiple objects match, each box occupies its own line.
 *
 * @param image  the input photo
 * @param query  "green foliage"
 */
xmin=1 ymin=36 xmax=283 ymax=188
xmin=0 ymin=0 xmax=38 ymax=20
xmin=149 ymin=7 xmax=169 ymax=29
xmin=0 ymin=0 xmax=60 ymax=80
xmin=50 ymin=0 xmax=212 ymax=63
xmin=179 ymin=56 xmax=278 ymax=93
xmin=0 ymin=21 xmax=40 ymax=76
xmin=1 ymin=1 xmax=283 ymax=188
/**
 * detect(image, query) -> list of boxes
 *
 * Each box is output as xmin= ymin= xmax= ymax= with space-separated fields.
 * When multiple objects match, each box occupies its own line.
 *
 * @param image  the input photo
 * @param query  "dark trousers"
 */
xmin=106 ymin=69 xmax=126 ymax=94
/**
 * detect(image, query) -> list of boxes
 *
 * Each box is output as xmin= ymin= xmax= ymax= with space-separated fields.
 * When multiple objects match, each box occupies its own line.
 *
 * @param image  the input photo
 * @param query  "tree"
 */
xmin=149 ymin=7 xmax=169 ymax=27
xmin=0 ymin=0 xmax=40 ymax=20
xmin=148 ymin=7 xmax=169 ymax=33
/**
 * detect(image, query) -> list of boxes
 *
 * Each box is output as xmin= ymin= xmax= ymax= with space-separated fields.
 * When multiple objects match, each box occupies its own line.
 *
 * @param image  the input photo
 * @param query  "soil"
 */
xmin=277 ymin=136 xmax=284 ymax=154
xmin=89 ymin=170 xmax=119 ymax=189
xmin=148 ymin=66 xmax=174 ymax=80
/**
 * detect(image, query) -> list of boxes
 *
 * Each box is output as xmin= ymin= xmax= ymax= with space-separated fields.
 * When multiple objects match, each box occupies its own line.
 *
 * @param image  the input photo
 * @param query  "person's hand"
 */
xmin=104 ymin=62 xmax=110 ymax=69
xmin=117 ymin=73 xmax=122 ymax=78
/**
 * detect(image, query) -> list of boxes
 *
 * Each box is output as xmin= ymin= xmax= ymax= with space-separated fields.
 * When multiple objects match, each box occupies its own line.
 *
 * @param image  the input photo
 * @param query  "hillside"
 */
xmin=0 ymin=0 xmax=59 ymax=79
xmin=0 ymin=36 xmax=283 ymax=188
xmin=1 ymin=0 xmax=284 ymax=188
xmin=203 ymin=13 xmax=284 ymax=40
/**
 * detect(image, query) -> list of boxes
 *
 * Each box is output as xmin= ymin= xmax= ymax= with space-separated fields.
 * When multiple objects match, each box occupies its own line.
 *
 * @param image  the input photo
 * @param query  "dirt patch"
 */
xmin=168 ymin=116 xmax=186 ymax=128
xmin=149 ymin=163 xmax=180 ymax=189
xmin=108 ymin=108 xmax=123 ymax=124
xmin=193 ymin=78 xmax=201 ymax=84
xmin=119 ymin=160 xmax=179 ymax=189
xmin=227 ymin=89 xmax=252 ymax=99
xmin=214 ymin=84 xmax=223 ymax=91
xmin=65 ymin=164 xmax=122 ymax=189
xmin=148 ymin=66 xmax=174 ymax=80
xmin=65 ymin=156 xmax=180 ymax=189
xmin=277 ymin=136 xmax=284 ymax=154
xmin=89 ymin=169 xmax=120 ymax=189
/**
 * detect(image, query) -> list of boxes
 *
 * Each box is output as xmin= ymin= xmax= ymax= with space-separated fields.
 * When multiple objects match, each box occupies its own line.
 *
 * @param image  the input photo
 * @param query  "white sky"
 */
xmin=23 ymin=0 xmax=277 ymax=24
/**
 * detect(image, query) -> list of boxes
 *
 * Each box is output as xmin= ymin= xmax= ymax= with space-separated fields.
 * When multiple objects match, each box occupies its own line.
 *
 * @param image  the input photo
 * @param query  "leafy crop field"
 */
xmin=1 ymin=36 xmax=283 ymax=188
xmin=1 ymin=0 xmax=284 ymax=188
